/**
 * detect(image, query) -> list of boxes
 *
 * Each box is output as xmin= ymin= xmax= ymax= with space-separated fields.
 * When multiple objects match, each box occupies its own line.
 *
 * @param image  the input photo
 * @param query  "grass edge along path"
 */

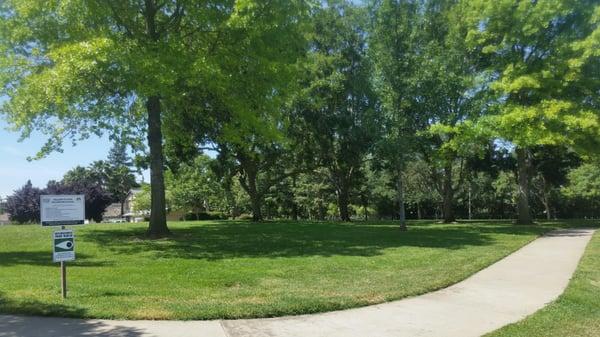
xmin=487 ymin=229 xmax=600 ymax=337
xmin=0 ymin=220 xmax=562 ymax=320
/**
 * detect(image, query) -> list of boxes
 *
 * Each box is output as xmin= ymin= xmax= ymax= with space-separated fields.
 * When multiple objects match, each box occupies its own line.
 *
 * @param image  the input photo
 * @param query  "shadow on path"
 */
xmin=0 ymin=292 xmax=144 ymax=337
xmin=543 ymin=228 xmax=595 ymax=237
xmin=0 ymin=315 xmax=144 ymax=337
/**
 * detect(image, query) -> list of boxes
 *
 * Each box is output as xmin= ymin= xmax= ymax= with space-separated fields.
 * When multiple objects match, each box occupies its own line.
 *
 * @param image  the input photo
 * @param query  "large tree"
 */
xmin=158 ymin=1 xmax=310 ymax=222
xmin=0 ymin=0 xmax=309 ymax=236
xmin=368 ymin=0 xmax=424 ymax=229
xmin=416 ymin=0 xmax=485 ymax=223
xmin=166 ymin=154 xmax=227 ymax=217
xmin=212 ymin=139 xmax=304 ymax=221
xmin=0 ymin=0 xmax=190 ymax=236
xmin=463 ymin=0 xmax=600 ymax=224
xmin=293 ymin=0 xmax=380 ymax=221
xmin=104 ymin=142 xmax=138 ymax=216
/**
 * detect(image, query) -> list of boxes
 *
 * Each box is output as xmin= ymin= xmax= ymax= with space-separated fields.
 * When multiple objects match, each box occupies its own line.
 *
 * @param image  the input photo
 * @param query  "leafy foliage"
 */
xmin=45 ymin=176 xmax=112 ymax=223
xmin=5 ymin=181 xmax=42 ymax=224
xmin=2 ymin=0 xmax=600 ymax=225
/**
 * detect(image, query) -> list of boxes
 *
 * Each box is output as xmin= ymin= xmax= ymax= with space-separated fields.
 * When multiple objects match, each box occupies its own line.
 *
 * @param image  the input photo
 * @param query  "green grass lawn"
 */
xmin=487 ymin=229 xmax=600 ymax=337
xmin=0 ymin=220 xmax=577 ymax=320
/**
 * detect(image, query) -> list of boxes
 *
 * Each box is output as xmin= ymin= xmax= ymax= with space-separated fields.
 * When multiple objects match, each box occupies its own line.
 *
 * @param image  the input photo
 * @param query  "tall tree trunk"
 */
xmin=224 ymin=184 xmax=237 ymax=218
xmin=146 ymin=96 xmax=169 ymax=237
xmin=361 ymin=193 xmax=368 ymax=221
xmin=541 ymin=177 xmax=552 ymax=220
xmin=250 ymin=196 xmax=262 ymax=221
xmin=292 ymin=203 xmax=299 ymax=221
xmin=237 ymin=155 xmax=263 ymax=222
xmin=468 ymin=183 xmax=472 ymax=220
xmin=318 ymin=200 xmax=325 ymax=220
xmin=442 ymin=164 xmax=455 ymax=223
xmin=416 ymin=202 xmax=422 ymax=220
xmin=516 ymin=147 xmax=533 ymax=225
xmin=396 ymin=169 xmax=407 ymax=231
xmin=498 ymin=197 xmax=505 ymax=219
xmin=291 ymin=176 xmax=299 ymax=221
xmin=543 ymin=197 xmax=551 ymax=220
xmin=246 ymin=171 xmax=263 ymax=222
xmin=337 ymin=182 xmax=351 ymax=221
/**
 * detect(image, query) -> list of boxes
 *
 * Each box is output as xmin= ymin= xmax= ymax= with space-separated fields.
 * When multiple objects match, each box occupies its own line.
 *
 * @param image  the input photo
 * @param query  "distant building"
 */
xmin=102 ymin=188 xmax=189 ymax=223
xmin=103 ymin=203 xmax=124 ymax=222
xmin=0 ymin=197 xmax=8 ymax=224
xmin=103 ymin=189 xmax=147 ymax=223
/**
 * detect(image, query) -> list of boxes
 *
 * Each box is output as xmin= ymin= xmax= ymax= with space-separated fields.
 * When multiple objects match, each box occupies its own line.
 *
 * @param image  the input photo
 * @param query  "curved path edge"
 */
xmin=0 ymin=228 xmax=595 ymax=337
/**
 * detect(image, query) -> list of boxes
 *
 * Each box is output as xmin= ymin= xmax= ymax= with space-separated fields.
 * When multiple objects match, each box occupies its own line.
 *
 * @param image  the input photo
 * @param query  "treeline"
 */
xmin=5 ymin=144 xmax=138 ymax=223
xmin=138 ymin=149 xmax=600 ymax=222
xmin=1 ymin=1 xmax=599 ymax=235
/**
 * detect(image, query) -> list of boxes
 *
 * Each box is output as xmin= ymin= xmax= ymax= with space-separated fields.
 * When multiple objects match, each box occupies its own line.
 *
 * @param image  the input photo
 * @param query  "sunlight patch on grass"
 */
xmin=0 ymin=220 xmax=561 ymax=320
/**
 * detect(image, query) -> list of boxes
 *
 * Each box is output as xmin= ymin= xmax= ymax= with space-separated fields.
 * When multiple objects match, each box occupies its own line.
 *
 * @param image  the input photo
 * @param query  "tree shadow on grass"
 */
xmin=0 ymin=251 xmax=112 ymax=267
xmin=80 ymin=221 xmax=548 ymax=261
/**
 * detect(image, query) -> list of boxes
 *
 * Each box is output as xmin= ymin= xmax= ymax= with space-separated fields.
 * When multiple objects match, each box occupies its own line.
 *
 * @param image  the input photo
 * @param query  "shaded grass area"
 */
xmin=0 ymin=220 xmax=583 ymax=320
xmin=487 ymin=229 xmax=600 ymax=337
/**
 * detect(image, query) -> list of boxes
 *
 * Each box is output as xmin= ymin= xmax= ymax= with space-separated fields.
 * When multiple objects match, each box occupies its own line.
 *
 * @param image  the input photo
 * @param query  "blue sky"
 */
xmin=0 ymin=118 xmax=122 ymax=197
xmin=0 ymin=101 xmax=155 ymax=197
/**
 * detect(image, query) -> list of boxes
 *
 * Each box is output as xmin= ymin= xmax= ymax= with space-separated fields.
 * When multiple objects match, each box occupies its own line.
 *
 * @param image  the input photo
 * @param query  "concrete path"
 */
xmin=0 ymin=228 xmax=594 ymax=337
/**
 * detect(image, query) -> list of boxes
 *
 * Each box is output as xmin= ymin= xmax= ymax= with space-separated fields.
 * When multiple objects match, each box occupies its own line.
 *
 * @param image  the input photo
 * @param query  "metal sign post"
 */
xmin=61 ymin=258 xmax=67 ymax=299
xmin=60 ymin=225 xmax=68 ymax=299
xmin=41 ymin=195 xmax=85 ymax=299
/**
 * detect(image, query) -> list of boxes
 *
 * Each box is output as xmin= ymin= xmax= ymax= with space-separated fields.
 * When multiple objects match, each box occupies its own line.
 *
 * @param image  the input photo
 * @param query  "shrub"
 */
xmin=6 ymin=180 xmax=42 ymax=224
xmin=184 ymin=211 xmax=227 ymax=221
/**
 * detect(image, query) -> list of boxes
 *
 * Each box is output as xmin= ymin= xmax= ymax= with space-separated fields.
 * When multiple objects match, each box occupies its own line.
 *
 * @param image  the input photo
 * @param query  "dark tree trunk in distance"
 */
xmin=120 ymin=200 xmax=125 ymax=217
xmin=291 ymin=176 xmax=299 ymax=221
xmin=361 ymin=193 xmax=368 ymax=221
xmin=396 ymin=169 xmax=407 ymax=231
xmin=543 ymin=196 xmax=552 ymax=220
xmin=442 ymin=165 xmax=455 ymax=223
xmin=540 ymin=176 xmax=552 ymax=220
xmin=250 ymin=194 xmax=263 ymax=222
xmin=240 ymin=167 xmax=263 ymax=221
xmin=468 ymin=184 xmax=472 ymax=220
xmin=146 ymin=96 xmax=170 ymax=237
xmin=516 ymin=147 xmax=534 ymax=225
xmin=238 ymin=161 xmax=263 ymax=222
xmin=337 ymin=183 xmax=351 ymax=221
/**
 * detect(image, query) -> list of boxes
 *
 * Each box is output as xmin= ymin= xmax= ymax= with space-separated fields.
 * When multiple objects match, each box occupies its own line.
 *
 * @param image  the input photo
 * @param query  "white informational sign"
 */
xmin=41 ymin=195 xmax=85 ymax=226
xmin=53 ymin=230 xmax=75 ymax=262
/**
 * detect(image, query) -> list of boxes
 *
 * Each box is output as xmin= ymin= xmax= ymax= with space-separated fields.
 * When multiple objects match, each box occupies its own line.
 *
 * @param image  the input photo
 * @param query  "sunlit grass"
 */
xmin=0 ymin=220 xmax=570 ymax=320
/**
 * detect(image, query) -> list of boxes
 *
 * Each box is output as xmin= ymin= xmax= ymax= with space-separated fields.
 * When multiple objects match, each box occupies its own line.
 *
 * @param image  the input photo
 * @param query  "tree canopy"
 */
xmin=2 ymin=0 xmax=600 ymax=226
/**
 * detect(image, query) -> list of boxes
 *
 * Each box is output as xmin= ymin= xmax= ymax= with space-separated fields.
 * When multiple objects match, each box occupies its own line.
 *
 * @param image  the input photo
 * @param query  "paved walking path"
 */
xmin=0 ymin=228 xmax=594 ymax=337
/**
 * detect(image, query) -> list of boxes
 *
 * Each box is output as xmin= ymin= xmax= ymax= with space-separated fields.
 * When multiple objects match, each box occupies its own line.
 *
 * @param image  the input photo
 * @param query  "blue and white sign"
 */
xmin=53 ymin=230 xmax=75 ymax=262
